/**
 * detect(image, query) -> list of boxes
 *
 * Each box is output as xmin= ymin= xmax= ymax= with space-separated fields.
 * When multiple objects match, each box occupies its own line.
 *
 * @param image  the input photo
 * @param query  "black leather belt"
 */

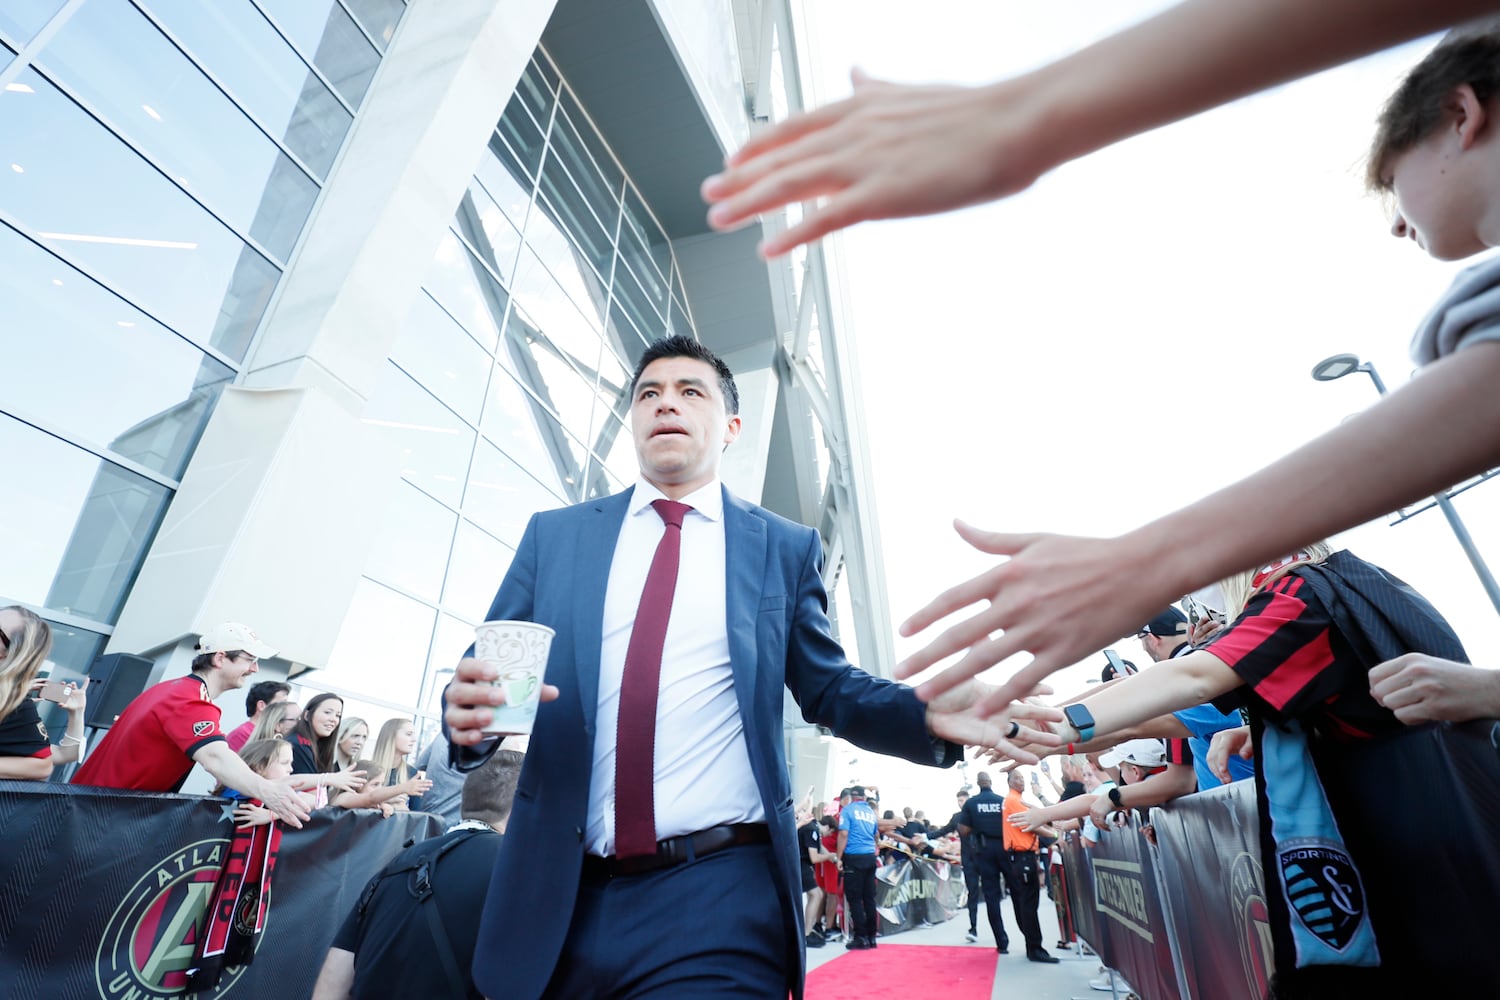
xmin=582 ymin=822 xmax=771 ymax=878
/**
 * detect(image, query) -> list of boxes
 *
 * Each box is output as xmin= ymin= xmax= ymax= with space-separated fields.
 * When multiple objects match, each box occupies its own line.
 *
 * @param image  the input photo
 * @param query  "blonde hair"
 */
xmin=213 ymin=738 xmax=291 ymax=795
xmin=1218 ymin=542 xmax=1334 ymax=618
xmin=369 ymin=717 xmax=415 ymax=785
xmin=335 ymin=716 xmax=369 ymax=769
xmin=0 ymin=607 xmax=53 ymax=721
xmin=248 ymin=701 xmax=296 ymax=745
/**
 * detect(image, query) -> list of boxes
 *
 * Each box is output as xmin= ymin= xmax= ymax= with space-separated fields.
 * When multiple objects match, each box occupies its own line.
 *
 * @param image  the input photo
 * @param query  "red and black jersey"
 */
xmin=72 ymin=675 xmax=224 ymax=791
xmin=1163 ymin=737 xmax=1193 ymax=767
xmin=0 ymin=698 xmax=52 ymax=760
xmin=1207 ymin=573 xmax=1396 ymax=741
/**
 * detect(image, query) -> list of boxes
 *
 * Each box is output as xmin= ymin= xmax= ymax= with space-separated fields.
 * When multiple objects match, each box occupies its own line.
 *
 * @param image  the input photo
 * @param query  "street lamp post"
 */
xmin=1311 ymin=353 xmax=1500 ymax=617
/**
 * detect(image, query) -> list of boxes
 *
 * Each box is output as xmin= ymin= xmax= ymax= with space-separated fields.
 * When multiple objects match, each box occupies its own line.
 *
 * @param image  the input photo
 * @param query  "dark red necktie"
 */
xmin=614 ymin=498 xmax=692 ymax=859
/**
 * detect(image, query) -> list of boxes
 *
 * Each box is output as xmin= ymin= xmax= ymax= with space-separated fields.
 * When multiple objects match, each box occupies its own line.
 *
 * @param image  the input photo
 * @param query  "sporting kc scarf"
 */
xmin=185 ymin=802 xmax=282 ymax=990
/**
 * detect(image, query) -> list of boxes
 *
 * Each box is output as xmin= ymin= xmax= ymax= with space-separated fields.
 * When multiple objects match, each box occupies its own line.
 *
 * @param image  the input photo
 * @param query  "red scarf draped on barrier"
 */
xmin=185 ymin=803 xmax=282 ymax=990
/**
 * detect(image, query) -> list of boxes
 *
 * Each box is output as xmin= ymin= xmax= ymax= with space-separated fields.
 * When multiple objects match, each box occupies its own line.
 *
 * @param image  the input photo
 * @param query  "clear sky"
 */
xmin=798 ymin=0 xmax=1500 ymax=812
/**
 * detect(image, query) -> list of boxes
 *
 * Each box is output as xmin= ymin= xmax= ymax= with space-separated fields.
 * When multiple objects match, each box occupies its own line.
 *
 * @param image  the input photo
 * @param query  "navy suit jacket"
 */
xmin=465 ymin=486 xmax=960 ymax=999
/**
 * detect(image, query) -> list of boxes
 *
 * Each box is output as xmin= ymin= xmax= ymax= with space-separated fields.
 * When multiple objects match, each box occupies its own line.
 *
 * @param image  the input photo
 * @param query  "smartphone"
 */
xmin=38 ymin=679 xmax=71 ymax=704
xmin=1103 ymin=648 xmax=1134 ymax=678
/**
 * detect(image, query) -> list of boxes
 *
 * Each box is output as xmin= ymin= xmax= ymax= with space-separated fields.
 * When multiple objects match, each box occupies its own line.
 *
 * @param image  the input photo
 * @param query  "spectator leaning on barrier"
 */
xmin=0 ymin=605 xmax=87 ymax=778
xmin=247 ymin=701 xmax=298 ymax=746
xmin=412 ymin=729 xmax=467 ymax=827
xmin=312 ymin=749 xmax=525 ymax=1000
xmin=71 ymin=623 xmax=308 ymax=826
xmin=226 ymin=680 xmax=291 ymax=752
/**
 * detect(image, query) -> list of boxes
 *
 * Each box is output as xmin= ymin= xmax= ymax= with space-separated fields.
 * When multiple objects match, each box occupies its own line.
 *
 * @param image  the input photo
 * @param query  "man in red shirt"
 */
xmin=226 ymin=680 xmax=292 ymax=752
xmin=72 ymin=623 xmax=307 ymax=825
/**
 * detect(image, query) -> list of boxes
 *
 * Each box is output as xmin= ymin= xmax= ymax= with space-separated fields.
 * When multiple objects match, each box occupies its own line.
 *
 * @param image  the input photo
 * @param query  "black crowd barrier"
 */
xmin=874 ymin=852 xmax=965 ymax=935
xmin=1059 ymin=780 xmax=1269 ymax=1000
xmin=0 ymin=782 xmax=444 ymax=1000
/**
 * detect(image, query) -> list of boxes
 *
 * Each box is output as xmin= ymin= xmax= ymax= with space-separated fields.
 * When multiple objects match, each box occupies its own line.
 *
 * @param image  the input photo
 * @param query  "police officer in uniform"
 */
xmin=957 ymin=772 xmax=1011 ymax=954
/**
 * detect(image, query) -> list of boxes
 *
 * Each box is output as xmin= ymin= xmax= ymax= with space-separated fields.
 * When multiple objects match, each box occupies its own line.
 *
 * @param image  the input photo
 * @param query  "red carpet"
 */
xmin=805 ymin=945 xmax=996 ymax=999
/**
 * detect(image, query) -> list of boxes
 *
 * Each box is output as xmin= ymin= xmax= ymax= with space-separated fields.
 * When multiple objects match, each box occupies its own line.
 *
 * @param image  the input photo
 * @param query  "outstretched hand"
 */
xmin=1206 ymin=725 xmax=1253 ymax=785
xmin=924 ymin=680 xmax=1063 ymax=765
xmin=702 ymin=70 xmax=1056 ymax=258
xmin=444 ymin=657 xmax=560 ymax=746
xmin=897 ymin=521 xmax=1172 ymax=717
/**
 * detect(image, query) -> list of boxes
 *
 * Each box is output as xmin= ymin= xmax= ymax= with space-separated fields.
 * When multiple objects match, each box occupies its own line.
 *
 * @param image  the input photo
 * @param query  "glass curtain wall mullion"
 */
xmin=330 ymin=0 xmax=383 ymax=54
xmin=24 ymin=61 xmax=294 ymax=269
xmin=0 ymin=216 xmax=246 ymax=377
xmin=2 ymin=409 xmax=180 ymax=491
xmin=0 ymin=0 xmax=81 ymax=66
xmin=126 ymin=0 xmax=327 ymax=190
xmin=242 ymin=1 xmax=360 ymax=118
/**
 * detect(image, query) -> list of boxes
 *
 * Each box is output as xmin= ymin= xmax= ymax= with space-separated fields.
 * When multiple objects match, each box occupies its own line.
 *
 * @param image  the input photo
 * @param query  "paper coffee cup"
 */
xmin=474 ymin=620 xmax=554 ymax=734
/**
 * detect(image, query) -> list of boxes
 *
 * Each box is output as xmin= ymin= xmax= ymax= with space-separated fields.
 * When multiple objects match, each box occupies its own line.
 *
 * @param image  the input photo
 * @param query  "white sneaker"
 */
xmin=1090 ymin=971 xmax=1129 ymax=993
xmin=964 ymin=930 xmax=978 ymax=943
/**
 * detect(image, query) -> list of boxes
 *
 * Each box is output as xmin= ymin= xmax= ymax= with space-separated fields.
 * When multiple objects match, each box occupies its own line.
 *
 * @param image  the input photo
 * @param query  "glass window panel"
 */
xmin=423 ymin=611 xmax=485 ymax=714
xmin=548 ymin=109 xmax=620 ymax=244
xmin=391 ymin=291 xmax=492 ymax=425
xmin=362 ymin=362 xmax=475 ymax=508
xmin=453 ymin=182 xmax=522 ymax=289
xmin=363 ymin=480 xmax=456 ymax=603
xmin=443 ymin=523 xmax=514 ymax=625
xmin=474 ymin=134 xmax=532 ymax=231
xmin=254 ymin=0 xmax=380 ymax=107
xmin=0 ymin=224 xmax=232 ymax=479
xmin=320 ymin=578 xmax=434 ymax=706
xmin=423 ymin=230 xmax=508 ymax=354
xmin=0 ymin=0 xmax=62 ymax=46
xmin=341 ymin=0 xmax=404 ymax=51
xmin=621 ymin=188 xmax=670 ymax=290
xmin=479 ymin=366 xmax=568 ymax=498
xmin=606 ymin=297 xmax=652 ymax=360
xmin=668 ymin=295 xmax=694 ymax=339
xmin=522 ymin=203 xmax=609 ymax=328
xmin=0 ymin=69 xmax=281 ymax=361
xmin=464 ymin=437 xmax=565 ymax=548
xmin=0 ymin=416 xmax=172 ymax=622
xmin=601 ymin=408 xmax=641 ymax=489
xmin=511 ymin=245 xmax=605 ymax=367
xmin=41 ymin=0 xmax=319 ymax=262
xmin=531 ymin=52 xmax=560 ymax=96
xmin=497 ymin=100 xmax=545 ymax=180
xmin=533 ymin=176 xmax=613 ymax=298
xmin=558 ymin=87 xmax=623 ymax=206
xmin=502 ymin=293 xmax=601 ymax=444
xmin=513 ymin=59 xmax=554 ymax=130
xmin=612 ymin=259 xmax=668 ymax=343
xmin=138 ymin=0 xmax=352 ymax=178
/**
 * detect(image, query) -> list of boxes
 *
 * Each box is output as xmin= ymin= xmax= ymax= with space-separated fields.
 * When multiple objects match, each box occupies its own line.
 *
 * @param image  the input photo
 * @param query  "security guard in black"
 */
xmin=957 ymin=773 xmax=1010 ymax=953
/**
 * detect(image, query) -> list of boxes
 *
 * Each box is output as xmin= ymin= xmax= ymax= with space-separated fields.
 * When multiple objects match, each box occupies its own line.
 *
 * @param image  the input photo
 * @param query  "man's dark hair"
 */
xmin=629 ymin=335 xmax=740 ymax=415
xmin=882 ymin=809 xmax=895 ymax=820
xmin=244 ymin=680 xmax=291 ymax=717
xmin=191 ymin=650 xmax=245 ymax=674
xmin=1368 ymin=31 xmax=1500 ymax=191
xmin=461 ymin=750 xmax=525 ymax=827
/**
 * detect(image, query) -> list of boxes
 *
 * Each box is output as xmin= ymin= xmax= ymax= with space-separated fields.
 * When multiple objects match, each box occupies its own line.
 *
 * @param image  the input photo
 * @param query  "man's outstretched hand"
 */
xmin=924 ymin=679 xmax=1063 ymax=765
xmin=444 ymin=657 xmax=559 ymax=746
xmin=897 ymin=520 xmax=1176 ymax=718
xmin=701 ymin=70 xmax=1053 ymax=258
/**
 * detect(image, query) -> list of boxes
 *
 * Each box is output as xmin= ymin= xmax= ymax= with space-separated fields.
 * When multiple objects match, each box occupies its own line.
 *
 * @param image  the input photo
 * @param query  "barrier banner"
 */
xmin=1085 ymin=816 xmax=1182 ymax=1000
xmin=875 ymin=853 xmax=963 ymax=934
xmin=1149 ymin=780 xmax=1272 ymax=1000
xmin=1058 ymin=834 xmax=1104 ymax=957
xmin=0 ymin=782 xmax=443 ymax=1000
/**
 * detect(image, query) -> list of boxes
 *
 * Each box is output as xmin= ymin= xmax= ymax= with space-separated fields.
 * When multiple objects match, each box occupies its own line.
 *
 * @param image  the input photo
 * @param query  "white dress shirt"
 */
xmin=584 ymin=479 xmax=766 ymax=856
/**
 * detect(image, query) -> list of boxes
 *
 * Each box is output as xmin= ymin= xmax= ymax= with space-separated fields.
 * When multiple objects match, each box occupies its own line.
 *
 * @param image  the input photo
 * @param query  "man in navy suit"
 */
xmin=445 ymin=336 xmax=1050 ymax=998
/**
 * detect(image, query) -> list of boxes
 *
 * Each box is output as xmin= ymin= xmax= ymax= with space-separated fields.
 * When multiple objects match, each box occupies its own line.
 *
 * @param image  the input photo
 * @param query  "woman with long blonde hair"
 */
xmin=247 ymin=700 xmax=299 ymax=745
xmin=0 ymin=605 xmax=86 ymax=778
xmin=334 ymin=717 xmax=431 ymax=813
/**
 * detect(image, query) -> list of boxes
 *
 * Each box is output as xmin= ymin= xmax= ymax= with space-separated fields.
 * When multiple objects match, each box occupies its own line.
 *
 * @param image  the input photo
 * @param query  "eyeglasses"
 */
xmin=0 ymin=624 xmax=9 ymax=650
xmin=229 ymin=651 xmax=258 ymax=666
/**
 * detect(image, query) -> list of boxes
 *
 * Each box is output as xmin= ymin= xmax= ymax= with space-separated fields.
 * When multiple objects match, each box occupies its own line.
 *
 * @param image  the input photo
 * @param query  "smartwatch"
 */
xmin=1062 ymin=703 xmax=1096 ymax=743
xmin=1108 ymin=786 xmax=1124 ymax=808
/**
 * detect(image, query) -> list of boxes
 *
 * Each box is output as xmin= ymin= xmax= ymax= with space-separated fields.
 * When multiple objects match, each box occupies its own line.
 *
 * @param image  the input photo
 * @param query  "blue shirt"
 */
xmin=839 ymin=800 xmax=878 ymax=855
xmin=1174 ymin=702 xmax=1255 ymax=788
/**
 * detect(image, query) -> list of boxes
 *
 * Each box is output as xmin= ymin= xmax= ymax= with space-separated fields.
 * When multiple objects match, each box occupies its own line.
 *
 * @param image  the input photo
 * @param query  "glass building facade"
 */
xmin=313 ymin=50 xmax=701 ymax=735
xmin=0 ymin=0 xmax=406 ymax=678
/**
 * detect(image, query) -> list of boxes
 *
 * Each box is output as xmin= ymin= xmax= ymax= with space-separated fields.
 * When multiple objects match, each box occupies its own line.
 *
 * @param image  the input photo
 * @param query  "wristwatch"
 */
xmin=1062 ymin=703 xmax=1096 ymax=742
xmin=1107 ymin=786 xmax=1124 ymax=808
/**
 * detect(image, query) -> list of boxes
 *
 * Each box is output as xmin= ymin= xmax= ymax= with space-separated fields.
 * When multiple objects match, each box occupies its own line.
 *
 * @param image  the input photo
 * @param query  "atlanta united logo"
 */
xmin=95 ymin=838 xmax=248 ymax=998
xmin=1229 ymin=852 xmax=1273 ymax=997
xmin=1277 ymin=841 xmax=1366 ymax=951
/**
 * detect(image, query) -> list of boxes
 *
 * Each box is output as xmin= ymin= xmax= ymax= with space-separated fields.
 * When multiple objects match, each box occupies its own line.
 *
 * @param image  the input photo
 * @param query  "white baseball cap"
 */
xmin=1099 ymin=739 xmax=1168 ymax=770
xmin=196 ymin=622 xmax=278 ymax=660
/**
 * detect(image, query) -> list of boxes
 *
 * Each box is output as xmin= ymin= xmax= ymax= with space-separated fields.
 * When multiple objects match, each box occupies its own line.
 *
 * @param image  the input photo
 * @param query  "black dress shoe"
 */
xmin=998 ymin=943 xmax=1009 ymax=955
xmin=1027 ymin=949 xmax=1061 ymax=964
xmin=845 ymin=936 xmax=868 ymax=950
